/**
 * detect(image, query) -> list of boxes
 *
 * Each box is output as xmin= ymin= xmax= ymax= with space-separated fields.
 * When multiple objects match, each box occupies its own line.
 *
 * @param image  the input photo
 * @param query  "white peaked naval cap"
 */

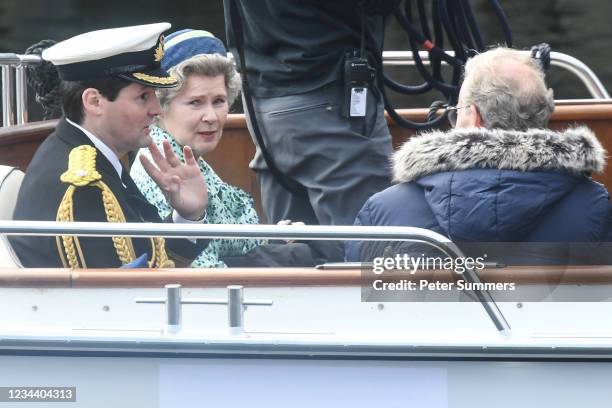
xmin=42 ymin=22 xmax=177 ymax=88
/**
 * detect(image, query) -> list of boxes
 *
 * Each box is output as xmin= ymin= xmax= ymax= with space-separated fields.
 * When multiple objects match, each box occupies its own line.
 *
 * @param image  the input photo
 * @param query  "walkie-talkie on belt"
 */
xmin=344 ymin=52 xmax=372 ymax=117
xmin=343 ymin=9 xmax=376 ymax=118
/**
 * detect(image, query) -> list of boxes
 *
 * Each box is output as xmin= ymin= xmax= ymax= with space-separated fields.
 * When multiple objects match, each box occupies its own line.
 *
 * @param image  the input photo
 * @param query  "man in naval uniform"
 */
xmin=11 ymin=23 xmax=209 ymax=268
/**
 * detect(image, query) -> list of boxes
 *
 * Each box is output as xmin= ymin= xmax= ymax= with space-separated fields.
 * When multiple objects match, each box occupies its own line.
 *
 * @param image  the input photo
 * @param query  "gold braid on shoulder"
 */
xmin=56 ymin=145 xmax=174 ymax=268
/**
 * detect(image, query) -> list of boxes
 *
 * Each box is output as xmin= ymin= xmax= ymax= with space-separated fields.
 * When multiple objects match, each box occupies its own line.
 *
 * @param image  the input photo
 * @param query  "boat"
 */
xmin=1 ymin=51 xmax=612 ymax=407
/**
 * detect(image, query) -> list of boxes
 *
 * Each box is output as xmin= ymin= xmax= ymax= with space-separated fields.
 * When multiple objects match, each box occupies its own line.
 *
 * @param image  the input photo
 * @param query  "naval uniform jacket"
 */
xmin=11 ymin=118 xmax=206 ymax=268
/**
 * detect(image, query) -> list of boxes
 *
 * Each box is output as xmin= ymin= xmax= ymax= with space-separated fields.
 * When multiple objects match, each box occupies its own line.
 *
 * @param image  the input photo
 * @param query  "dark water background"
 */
xmin=1 ymin=0 xmax=611 ymax=122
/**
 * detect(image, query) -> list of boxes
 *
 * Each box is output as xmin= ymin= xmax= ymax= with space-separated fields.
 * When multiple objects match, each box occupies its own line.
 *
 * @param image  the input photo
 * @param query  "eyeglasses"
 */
xmin=446 ymin=104 xmax=471 ymax=127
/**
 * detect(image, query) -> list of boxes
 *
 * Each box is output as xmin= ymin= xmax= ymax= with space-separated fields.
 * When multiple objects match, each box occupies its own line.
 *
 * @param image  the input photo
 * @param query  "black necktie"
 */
xmin=120 ymin=168 xmax=160 ymax=221
xmin=120 ymin=168 xmax=140 ymax=196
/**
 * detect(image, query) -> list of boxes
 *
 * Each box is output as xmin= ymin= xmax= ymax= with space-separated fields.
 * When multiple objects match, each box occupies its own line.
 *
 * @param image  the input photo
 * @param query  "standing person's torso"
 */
xmin=224 ymin=0 xmax=384 ymax=97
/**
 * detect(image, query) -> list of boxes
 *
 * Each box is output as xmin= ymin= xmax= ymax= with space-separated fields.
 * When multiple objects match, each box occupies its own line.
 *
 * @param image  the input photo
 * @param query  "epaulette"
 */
xmin=55 ymin=145 xmax=173 ymax=269
xmin=60 ymin=145 xmax=102 ymax=186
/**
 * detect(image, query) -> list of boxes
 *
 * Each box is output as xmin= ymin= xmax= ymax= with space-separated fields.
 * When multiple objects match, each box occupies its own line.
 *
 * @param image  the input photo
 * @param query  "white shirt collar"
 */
xmin=65 ymin=118 xmax=124 ymax=180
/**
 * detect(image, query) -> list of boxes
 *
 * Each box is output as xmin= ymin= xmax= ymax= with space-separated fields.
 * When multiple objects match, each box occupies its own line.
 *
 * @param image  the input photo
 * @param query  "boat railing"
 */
xmin=0 ymin=53 xmax=42 ymax=127
xmin=383 ymin=50 xmax=611 ymax=100
xmin=1 ymin=50 xmax=609 ymax=127
xmin=0 ymin=220 xmax=511 ymax=334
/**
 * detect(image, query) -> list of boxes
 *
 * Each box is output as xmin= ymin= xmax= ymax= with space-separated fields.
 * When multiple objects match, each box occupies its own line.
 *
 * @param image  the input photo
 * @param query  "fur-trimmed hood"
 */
xmin=344 ymin=126 xmax=612 ymax=257
xmin=393 ymin=126 xmax=607 ymax=183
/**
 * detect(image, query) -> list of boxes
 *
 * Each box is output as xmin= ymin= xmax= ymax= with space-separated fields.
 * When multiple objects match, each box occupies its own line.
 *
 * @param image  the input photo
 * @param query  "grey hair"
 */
xmin=461 ymin=47 xmax=555 ymax=130
xmin=157 ymin=53 xmax=241 ymax=109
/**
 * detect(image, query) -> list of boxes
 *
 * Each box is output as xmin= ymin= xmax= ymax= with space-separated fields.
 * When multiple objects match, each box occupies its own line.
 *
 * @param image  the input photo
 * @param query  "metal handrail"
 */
xmin=0 ymin=220 xmax=511 ymax=335
xmin=0 ymin=53 xmax=42 ymax=127
xmin=1 ymin=50 xmax=609 ymax=127
xmin=383 ymin=50 xmax=610 ymax=100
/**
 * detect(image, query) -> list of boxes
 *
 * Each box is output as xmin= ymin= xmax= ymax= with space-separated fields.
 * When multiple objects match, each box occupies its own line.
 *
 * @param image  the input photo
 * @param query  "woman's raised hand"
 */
xmin=139 ymin=140 xmax=208 ymax=221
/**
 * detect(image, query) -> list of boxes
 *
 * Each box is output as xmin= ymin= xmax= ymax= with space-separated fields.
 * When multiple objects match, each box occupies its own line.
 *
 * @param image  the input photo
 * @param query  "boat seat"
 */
xmin=0 ymin=165 xmax=24 ymax=267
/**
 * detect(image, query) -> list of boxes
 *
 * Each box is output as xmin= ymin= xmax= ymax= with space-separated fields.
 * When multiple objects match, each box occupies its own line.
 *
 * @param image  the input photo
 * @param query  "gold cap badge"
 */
xmin=154 ymin=35 xmax=165 ymax=62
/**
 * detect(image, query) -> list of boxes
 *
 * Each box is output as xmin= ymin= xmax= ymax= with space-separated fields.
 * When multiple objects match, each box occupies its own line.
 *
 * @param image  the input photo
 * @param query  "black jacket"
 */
xmin=11 ymin=118 xmax=205 ymax=268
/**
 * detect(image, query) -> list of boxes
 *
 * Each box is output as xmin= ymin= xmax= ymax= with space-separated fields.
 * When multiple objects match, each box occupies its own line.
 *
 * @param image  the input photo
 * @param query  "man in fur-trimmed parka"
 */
xmin=346 ymin=47 xmax=612 ymax=262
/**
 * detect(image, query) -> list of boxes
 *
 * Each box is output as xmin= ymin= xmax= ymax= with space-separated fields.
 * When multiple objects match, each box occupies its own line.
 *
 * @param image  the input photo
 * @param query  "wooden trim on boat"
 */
xmin=551 ymin=104 xmax=612 ymax=121
xmin=0 ymin=119 xmax=59 ymax=175
xmin=3 ymin=103 xmax=612 ymax=219
xmin=223 ymin=104 xmax=612 ymax=125
xmin=0 ymin=119 xmax=58 ymax=144
xmin=71 ymin=268 xmax=362 ymax=288
xmin=1 ymin=266 xmax=612 ymax=288
xmin=0 ymin=268 xmax=71 ymax=287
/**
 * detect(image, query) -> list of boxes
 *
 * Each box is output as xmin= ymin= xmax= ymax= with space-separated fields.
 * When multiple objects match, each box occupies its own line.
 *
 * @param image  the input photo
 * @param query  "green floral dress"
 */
xmin=130 ymin=125 xmax=264 ymax=267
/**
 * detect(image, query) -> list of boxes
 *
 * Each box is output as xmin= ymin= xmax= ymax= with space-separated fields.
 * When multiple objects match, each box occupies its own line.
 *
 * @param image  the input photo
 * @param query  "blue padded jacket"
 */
xmin=346 ymin=126 xmax=612 ymax=261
